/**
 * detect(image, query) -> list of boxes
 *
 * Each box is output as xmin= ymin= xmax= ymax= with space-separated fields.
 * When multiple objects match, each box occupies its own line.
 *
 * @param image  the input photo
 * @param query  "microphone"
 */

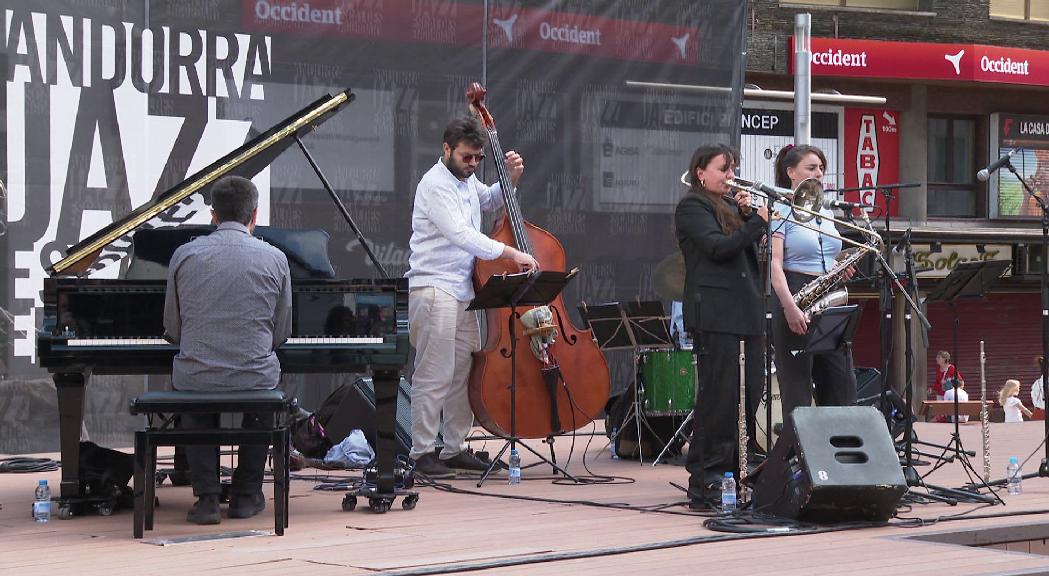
xmin=892 ymin=227 xmax=912 ymax=255
xmin=977 ymin=148 xmax=1019 ymax=182
xmin=751 ymin=181 xmax=795 ymax=202
xmin=824 ymin=199 xmax=862 ymax=211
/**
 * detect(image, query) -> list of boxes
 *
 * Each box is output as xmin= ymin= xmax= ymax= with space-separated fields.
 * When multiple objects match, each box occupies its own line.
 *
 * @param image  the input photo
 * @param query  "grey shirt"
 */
xmin=163 ymin=221 xmax=292 ymax=391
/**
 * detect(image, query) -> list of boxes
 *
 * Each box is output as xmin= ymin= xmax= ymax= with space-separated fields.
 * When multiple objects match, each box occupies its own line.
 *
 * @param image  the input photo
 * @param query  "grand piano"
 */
xmin=36 ymin=89 xmax=410 ymax=512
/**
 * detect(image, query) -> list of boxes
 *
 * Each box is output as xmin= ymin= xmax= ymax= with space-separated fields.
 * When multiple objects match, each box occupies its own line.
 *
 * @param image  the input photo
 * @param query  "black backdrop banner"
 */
xmin=0 ymin=0 xmax=745 ymax=452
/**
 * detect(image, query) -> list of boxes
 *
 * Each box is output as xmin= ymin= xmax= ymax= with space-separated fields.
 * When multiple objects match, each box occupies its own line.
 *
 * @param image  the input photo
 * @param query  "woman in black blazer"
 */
xmin=675 ymin=144 xmax=768 ymax=509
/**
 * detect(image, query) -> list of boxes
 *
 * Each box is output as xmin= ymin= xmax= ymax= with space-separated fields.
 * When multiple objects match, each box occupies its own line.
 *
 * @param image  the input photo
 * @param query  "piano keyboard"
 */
xmin=67 ymin=338 xmax=171 ymax=346
xmin=66 ymin=336 xmax=385 ymax=346
xmin=286 ymin=337 xmax=385 ymax=345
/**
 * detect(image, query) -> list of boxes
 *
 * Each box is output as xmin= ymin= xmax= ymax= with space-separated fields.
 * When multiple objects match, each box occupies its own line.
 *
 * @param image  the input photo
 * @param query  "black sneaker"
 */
xmin=442 ymin=450 xmax=501 ymax=472
xmin=414 ymin=453 xmax=455 ymax=479
xmin=228 ymin=492 xmax=266 ymax=519
xmin=187 ymin=495 xmax=221 ymax=525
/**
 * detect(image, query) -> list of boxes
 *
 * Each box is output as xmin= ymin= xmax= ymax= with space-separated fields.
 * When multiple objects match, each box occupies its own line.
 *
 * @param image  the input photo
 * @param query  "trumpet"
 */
xmin=724 ymin=177 xmax=882 ymax=251
xmin=680 ymin=172 xmax=880 ymax=253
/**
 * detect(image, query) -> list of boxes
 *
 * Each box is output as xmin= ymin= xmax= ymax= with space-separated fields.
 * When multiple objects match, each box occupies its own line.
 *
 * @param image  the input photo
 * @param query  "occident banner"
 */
xmin=790 ymin=38 xmax=1049 ymax=87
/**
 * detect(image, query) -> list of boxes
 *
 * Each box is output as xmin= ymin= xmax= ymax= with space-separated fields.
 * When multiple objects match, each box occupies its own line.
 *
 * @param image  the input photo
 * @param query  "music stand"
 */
xmin=925 ymin=261 xmax=1009 ymax=435
xmin=806 ymin=305 xmax=861 ymax=354
xmin=922 ymin=259 xmax=1009 ymax=505
xmin=468 ymin=270 xmax=578 ymax=487
xmin=578 ymin=301 xmax=674 ymax=464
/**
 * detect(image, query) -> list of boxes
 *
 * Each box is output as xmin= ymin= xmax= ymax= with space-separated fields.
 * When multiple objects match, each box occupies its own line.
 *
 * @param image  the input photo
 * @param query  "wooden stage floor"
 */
xmin=5 ymin=420 xmax=1049 ymax=576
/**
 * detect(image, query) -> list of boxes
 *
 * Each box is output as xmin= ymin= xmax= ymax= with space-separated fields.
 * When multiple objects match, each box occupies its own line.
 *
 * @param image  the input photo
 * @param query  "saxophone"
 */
xmin=793 ymin=234 xmax=881 ymax=319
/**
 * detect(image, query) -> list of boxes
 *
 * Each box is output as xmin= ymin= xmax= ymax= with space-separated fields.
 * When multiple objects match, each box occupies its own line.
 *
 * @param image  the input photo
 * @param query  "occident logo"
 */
xmin=810 ymin=49 xmax=868 ymax=68
xmin=980 ymin=55 xmax=1030 ymax=76
xmin=255 ymin=0 xmax=344 ymax=25
xmin=538 ymin=22 xmax=602 ymax=46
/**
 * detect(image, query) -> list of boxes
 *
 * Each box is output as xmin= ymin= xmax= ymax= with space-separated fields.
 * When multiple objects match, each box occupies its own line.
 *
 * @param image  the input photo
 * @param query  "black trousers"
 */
xmin=773 ymin=271 xmax=858 ymax=427
xmin=180 ymin=412 xmax=274 ymax=498
xmin=685 ymin=331 xmax=764 ymax=498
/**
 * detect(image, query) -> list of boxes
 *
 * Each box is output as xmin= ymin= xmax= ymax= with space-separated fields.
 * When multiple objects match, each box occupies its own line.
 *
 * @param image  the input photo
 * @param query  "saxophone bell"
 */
xmin=793 ymin=236 xmax=879 ymax=319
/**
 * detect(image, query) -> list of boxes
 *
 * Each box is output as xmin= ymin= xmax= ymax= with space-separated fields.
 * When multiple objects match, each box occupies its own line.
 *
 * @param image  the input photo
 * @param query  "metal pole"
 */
xmin=794 ymin=13 xmax=811 ymax=145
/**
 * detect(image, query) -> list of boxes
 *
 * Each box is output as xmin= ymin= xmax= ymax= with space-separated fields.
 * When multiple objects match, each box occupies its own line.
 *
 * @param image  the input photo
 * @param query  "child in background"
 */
xmin=943 ymin=378 xmax=970 ymax=423
xmin=1000 ymin=379 xmax=1033 ymax=423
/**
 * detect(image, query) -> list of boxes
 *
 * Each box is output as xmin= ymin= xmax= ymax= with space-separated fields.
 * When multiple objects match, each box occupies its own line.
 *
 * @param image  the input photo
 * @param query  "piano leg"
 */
xmin=372 ymin=367 xmax=400 ymax=496
xmin=54 ymin=372 xmax=87 ymax=500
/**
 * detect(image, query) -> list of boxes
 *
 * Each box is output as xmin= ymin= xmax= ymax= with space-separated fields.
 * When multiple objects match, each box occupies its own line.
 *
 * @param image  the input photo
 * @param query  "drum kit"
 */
xmin=645 ymin=253 xmax=786 ymax=462
xmin=581 ymin=292 xmax=783 ymax=464
xmin=580 ymin=300 xmax=693 ymax=462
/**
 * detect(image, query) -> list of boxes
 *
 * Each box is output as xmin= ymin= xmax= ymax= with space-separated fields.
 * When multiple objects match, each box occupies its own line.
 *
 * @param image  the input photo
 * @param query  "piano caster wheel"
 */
xmin=97 ymin=502 xmax=113 ymax=517
xmin=401 ymin=494 xmax=418 ymax=510
xmin=58 ymin=506 xmax=73 ymax=520
xmin=341 ymin=495 xmax=357 ymax=512
xmin=368 ymin=497 xmax=391 ymax=514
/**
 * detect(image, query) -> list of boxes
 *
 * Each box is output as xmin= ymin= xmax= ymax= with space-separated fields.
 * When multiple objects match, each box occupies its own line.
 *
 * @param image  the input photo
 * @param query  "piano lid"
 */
xmin=47 ymin=89 xmax=356 ymax=277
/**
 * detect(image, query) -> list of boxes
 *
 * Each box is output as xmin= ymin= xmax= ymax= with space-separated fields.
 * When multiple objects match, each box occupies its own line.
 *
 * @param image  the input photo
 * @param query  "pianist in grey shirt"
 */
xmin=161 ymin=175 xmax=291 ymax=524
xmin=163 ymin=195 xmax=292 ymax=393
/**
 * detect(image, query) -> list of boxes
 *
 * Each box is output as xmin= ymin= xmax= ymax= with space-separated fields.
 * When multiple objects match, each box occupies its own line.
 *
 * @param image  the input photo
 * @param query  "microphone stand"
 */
xmin=762 ymin=198 xmax=787 ymax=457
xmin=1004 ymin=160 xmax=1049 ymax=476
xmin=898 ymin=232 xmax=996 ymax=504
xmin=877 ymin=187 xmax=897 ymax=437
xmin=865 ymin=226 xmax=956 ymax=504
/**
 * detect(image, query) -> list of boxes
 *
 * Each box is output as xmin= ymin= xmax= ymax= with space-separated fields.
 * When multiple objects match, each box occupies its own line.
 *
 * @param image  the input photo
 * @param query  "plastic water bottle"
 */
xmin=610 ymin=427 xmax=620 ymax=460
xmin=33 ymin=479 xmax=51 ymax=523
xmin=721 ymin=472 xmax=737 ymax=513
xmin=508 ymin=449 xmax=521 ymax=485
xmin=1007 ymin=456 xmax=1023 ymax=495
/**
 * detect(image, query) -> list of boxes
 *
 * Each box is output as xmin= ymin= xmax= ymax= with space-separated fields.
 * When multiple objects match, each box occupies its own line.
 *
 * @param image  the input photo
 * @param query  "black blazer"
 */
xmin=674 ymin=192 xmax=765 ymax=336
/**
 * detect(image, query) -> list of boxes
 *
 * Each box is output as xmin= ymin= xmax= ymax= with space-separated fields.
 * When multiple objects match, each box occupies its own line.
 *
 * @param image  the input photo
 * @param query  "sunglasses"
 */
xmin=460 ymin=152 xmax=486 ymax=163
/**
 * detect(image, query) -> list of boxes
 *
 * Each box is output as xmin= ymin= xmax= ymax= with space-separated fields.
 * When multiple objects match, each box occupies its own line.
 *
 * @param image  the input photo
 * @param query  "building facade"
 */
xmin=746 ymin=0 xmax=1049 ymax=412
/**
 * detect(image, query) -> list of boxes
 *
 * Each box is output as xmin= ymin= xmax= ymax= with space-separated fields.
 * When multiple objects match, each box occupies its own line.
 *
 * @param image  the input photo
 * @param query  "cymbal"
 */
xmin=652 ymin=251 xmax=685 ymax=302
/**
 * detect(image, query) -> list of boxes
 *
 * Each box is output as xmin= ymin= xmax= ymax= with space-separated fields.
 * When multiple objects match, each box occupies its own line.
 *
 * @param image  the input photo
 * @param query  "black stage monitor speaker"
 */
xmin=855 ymin=367 xmax=914 ymax=440
xmin=751 ymin=406 xmax=906 ymax=523
xmin=319 ymin=376 xmax=413 ymax=457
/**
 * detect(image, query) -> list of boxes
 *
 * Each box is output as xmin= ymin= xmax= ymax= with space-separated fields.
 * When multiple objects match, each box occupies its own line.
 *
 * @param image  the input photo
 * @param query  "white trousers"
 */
xmin=408 ymin=286 xmax=480 ymax=460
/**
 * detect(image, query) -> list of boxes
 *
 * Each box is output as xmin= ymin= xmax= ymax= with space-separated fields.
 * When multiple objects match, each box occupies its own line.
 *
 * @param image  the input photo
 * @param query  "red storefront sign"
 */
xmin=789 ymin=38 xmax=1049 ymax=87
xmin=843 ymin=108 xmax=900 ymax=217
xmin=243 ymin=0 xmax=698 ymax=64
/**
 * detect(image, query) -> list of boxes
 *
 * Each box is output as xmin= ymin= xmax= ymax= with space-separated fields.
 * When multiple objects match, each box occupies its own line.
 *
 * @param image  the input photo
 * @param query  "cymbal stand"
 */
xmin=621 ymin=306 xmax=676 ymax=464
xmin=581 ymin=302 xmax=673 ymax=464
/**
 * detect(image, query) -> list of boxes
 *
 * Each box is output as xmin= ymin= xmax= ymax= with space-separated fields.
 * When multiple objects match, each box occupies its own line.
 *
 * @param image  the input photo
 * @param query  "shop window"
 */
xmin=782 ymin=0 xmax=919 ymax=8
xmin=991 ymin=0 xmax=1049 ymax=21
xmin=927 ymin=117 xmax=977 ymax=218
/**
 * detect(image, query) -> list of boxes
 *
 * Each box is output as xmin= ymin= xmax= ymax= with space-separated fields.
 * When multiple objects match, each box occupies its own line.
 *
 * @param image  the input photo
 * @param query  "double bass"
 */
xmin=466 ymin=83 xmax=611 ymax=439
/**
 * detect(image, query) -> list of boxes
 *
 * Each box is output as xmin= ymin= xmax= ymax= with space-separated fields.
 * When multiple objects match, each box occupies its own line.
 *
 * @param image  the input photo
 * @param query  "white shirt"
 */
xmin=943 ymin=387 xmax=970 ymax=422
xmin=1004 ymin=396 xmax=1025 ymax=423
xmin=1033 ymin=377 xmax=1044 ymax=410
xmin=406 ymin=158 xmax=506 ymax=301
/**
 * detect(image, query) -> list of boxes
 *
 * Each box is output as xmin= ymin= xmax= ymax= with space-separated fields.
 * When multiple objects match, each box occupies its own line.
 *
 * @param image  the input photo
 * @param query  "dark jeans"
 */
xmin=773 ymin=270 xmax=858 ymax=427
xmin=685 ymin=331 xmax=764 ymax=498
xmin=180 ymin=412 xmax=274 ymax=498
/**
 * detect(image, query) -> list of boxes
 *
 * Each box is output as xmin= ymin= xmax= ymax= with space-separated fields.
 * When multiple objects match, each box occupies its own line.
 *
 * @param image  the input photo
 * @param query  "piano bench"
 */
xmin=128 ymin=389 xmax=297 ymax=539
